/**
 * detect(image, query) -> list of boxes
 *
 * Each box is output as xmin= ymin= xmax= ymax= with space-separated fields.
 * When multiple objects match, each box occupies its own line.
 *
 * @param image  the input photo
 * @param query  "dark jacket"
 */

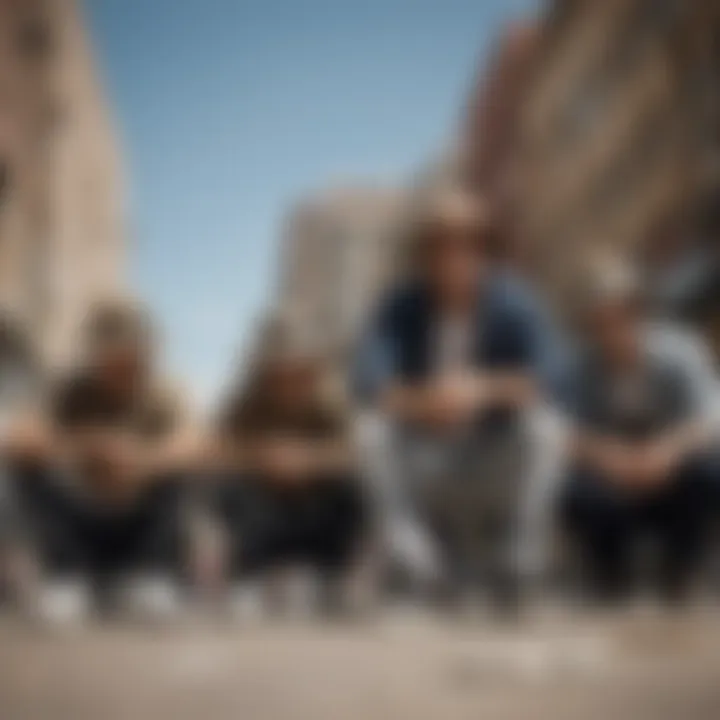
xmin=354 ymin=271 xmax=563 ymax=404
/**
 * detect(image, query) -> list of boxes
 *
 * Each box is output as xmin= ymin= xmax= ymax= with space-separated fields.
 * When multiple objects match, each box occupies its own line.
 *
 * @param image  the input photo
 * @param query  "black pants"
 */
xmin=560 ymin=455 xmax=719 ymax=600
xmin=208 ymin=474 xmax=367 ymax=579
xmin=11 ymin=466 xmax=185 ymax=586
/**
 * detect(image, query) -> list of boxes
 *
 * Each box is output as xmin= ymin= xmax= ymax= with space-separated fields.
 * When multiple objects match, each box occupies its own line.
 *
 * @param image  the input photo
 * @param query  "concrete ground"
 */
xmin=2 ymin=605 xmax=720 ymax=720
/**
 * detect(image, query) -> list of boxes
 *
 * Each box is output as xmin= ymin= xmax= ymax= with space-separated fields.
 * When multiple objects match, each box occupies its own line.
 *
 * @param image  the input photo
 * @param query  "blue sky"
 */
xmin=85 ymin=0 xmax=538 ymax=405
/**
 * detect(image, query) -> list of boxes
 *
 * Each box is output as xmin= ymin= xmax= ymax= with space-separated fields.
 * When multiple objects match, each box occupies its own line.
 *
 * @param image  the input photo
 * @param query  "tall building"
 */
xmin=462 ymin=21 xmax=540 ymax=215
xmin=276 ymin=186 xmax=407 ymax=357
xmin=0 ymin=0 xmax=124 ymax=371
xmin=517 ymin=0 xmax=720 ymax=313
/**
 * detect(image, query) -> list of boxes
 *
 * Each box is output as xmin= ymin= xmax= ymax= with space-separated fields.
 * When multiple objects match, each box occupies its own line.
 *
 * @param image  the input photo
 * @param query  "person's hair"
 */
xmin=85 ymin=299 xmax=153 ymax=355
xmin=406 ymin=187 xmax=494 ymax=272
xmin=229 ymin=308 xmax=326 ymax=409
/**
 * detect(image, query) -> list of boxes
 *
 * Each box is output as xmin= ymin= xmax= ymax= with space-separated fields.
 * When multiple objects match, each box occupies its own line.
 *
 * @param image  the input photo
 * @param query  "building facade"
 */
xmin=0 ymin=0 xmax=124 ymax=371
xmin=462 ymin=20 xmax=540 ymax=240
xmin=517 ymin=0 xmax=720 ymax=317
xmin=276 ymin=186 xmax=407 ymax=358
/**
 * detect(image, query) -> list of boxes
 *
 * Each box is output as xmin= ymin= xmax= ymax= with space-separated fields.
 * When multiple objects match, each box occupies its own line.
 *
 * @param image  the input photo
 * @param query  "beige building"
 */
xmin=0 ymin=0 xmax=124 ymax=371
xmin=517 ymin=0 xmax=720 ymax=312
xmin=276 ymin=186 xmax=407 ymax=357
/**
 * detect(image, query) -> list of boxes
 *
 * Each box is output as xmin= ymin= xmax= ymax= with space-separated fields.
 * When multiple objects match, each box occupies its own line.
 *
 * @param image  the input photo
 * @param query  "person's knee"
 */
xmin=675 ymin=453 xmax=720 ymax=489
xmin=560 ymin=471 xmax=625 ymax=535
xmin=665 ymin=454 xmax=720 ymax=517
xmin=314 ymin=475 xmax=368 ymax=531
xmin=306 ymin=476 xmax=368 ymax=560
xmin=353 ymin=412 xmax=395 ymax=456
xmin=524 ymin=404 xmax=570 ymax=457
xmin=516 ymin=404 xmax=572 ymax=532
xmin=8 ymin=462 xmax=54 ymax=503
xmin=353 ymin=412 xmax=404 ymax=500
xmin=11 ymin=464 xmax=83 ymax=529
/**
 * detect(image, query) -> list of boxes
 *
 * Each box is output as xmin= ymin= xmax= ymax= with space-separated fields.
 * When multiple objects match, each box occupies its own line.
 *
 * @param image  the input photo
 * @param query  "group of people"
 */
xmin=357 ymin=189 xmax=720 ymax=608
xmin=0 ymin=186 xmax=718 ymax=622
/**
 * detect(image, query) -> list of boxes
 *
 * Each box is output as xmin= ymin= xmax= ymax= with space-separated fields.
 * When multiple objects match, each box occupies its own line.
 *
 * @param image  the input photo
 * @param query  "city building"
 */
xmin=462 ymin=19 xmax=540 ymax=239
xmin=516 ymin=0 xmax=720 ymax=325
xmin=0 ymin=0 xmax=125 ymax=372
xmin=276 ymin=185 xmax=407 ymax=358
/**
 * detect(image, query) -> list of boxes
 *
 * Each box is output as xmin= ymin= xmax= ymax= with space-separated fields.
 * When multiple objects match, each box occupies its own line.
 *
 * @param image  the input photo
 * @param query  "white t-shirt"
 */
xmin=432 ymin=314 xmax=475 ymax=375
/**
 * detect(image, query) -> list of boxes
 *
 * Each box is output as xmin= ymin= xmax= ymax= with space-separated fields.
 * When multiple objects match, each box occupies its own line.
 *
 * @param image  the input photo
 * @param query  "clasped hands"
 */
xmin=410 ymin=373 xmax=489 ymax=431
xmin=597 ymin=437 xmax=683 ymax=489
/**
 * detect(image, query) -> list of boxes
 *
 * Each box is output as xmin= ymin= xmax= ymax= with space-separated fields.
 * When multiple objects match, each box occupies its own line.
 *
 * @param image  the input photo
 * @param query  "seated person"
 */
xmin=206 ymin=313 xmax=366 ymax=610
xmin=0 ymin=318 xmax=40 ymax=601
xmin=353 ymin=188 xmax=562 ymax=606
xmin=561 ymin=261 xmax=719 ymax=604
xmin=3 ymin=299 xmax=198 ymax=619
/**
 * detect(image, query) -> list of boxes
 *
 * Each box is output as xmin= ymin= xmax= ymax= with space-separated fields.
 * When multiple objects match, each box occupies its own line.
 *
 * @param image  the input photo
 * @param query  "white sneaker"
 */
xmin=389 ymin=516 xmax=443 ymax=586
xmin=260 ymin=567 xmax=320 ymax=618
xmin=282 ymin=568 xmax=322 ymax=618
xmin=123 ymin=576 xmax=182 ymax=623
xmin=228 ymin=583 xmax=265 ymax=623
xmin=34 ymin=580 xmax=91 ymax=627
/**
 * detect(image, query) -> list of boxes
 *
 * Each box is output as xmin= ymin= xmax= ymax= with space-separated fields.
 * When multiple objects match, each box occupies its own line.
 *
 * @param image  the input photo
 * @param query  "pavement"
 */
xmin=1 ymin=605 xmax=720 ymax=720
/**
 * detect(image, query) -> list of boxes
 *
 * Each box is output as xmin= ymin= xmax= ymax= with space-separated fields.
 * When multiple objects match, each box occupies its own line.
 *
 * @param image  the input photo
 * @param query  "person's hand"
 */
xmin=98 ymin=432 xmax=146 ymax=477
xmin=420 ymin=374 xmax=485 ymax=431
xmin=439 ymin=373 xmax=487 ymax=412
xmin=634 ymin=439 xmax=680 ymax=488
xmin=5 ymin=414 xmax=51 ymax=461
xmin=416 ymin=386 xmax=464 ymax=431
xmin=598 ymin=439 xmax=679 ymax=489
xmin=76 ymin=431 xmax=147 ymax=499
xmin=597 ymin=441 xmax=639 ymax=486
xmin=258 ymin=438 xmax=314 ymax=485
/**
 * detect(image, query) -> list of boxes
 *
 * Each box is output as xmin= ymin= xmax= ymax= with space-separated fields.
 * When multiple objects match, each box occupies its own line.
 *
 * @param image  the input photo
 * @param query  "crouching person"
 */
xmin=561 ymin=262 xmax=719 ymax=605
xmin=354 ymin=189 xmax=563 ymax=610
xmin=3 ymin=300 xmax=198 ymax=622
xmin=0 ymin=317 xmax=42 ymax=604
xmin=204 ymin=314 xmax=367 ymax=616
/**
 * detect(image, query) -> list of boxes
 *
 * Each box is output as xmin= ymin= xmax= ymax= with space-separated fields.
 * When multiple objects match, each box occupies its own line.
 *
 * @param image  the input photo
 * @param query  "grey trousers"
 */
xmin=356 ymin=406 xmax=568 ymax=586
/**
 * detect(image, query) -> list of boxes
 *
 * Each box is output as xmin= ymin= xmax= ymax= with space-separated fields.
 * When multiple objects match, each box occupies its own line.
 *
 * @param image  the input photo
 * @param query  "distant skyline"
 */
xmin=86 ymin=0 xmax=539 ymax=405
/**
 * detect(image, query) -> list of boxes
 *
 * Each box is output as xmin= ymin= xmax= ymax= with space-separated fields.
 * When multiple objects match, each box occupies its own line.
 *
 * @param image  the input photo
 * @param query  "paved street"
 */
xmin=2 ymin=606 xmax=720 ymax=720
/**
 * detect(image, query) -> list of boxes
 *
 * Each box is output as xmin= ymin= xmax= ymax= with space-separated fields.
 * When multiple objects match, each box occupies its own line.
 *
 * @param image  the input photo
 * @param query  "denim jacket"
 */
xmin=353 ymin=271 xmax=566 ymax=406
